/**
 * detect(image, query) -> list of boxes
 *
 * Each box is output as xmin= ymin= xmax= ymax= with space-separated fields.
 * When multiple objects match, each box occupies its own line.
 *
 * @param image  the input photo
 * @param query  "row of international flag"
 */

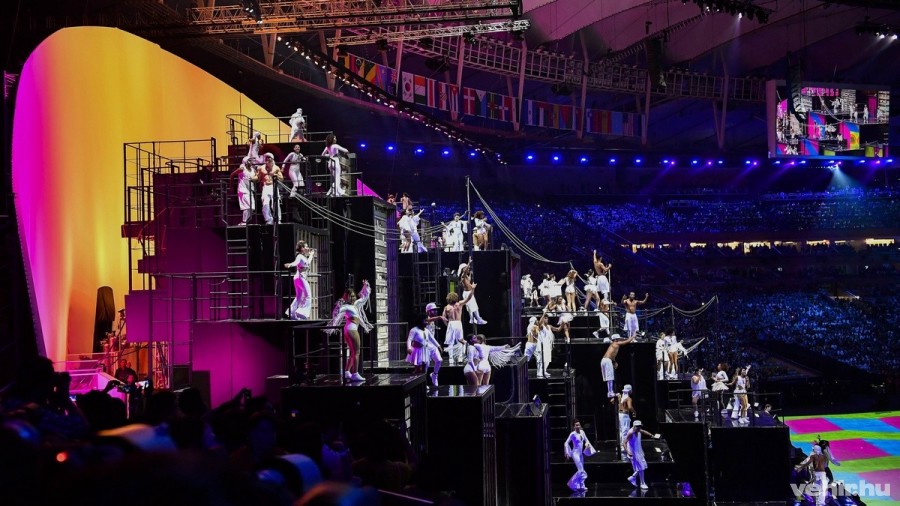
xmin=341 ymin=53 xmax=641 ymax=137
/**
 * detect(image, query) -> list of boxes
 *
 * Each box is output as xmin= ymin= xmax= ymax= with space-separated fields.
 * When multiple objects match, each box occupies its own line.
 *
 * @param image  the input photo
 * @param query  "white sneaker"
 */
xmin=694 ymin=411 xmax=699 ymax=418
xmin=543 ymin=371 xmax=552 ymax=378
xmin=627 ymin=476 xmax=637 ymax=487
xmin=592 ymin=331 xmax=600 ymax=339
xmin=640 ymin=483 xmax=649 ymax=490
xmin=476 ymin=318 xmax=488 ymax=325
xmin=344 ymin=371 xmax=351 ymax=380
xmin=350 ymin=373 xmax=365 ymax=382
xmin=430 ymin=373 xmax=439 ymax=386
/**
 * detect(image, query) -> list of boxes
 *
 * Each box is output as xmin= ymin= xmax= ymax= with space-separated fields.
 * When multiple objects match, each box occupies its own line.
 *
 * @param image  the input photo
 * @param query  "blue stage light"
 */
xmin=386 ymin=144 xmax=395 ymax=152
xmin=441 ymin=149 xmax=451 ymax=157
xmin=580 ymin=156 xmax=589 ymax=164
xmin=526 ymin=154 xmax=535 ymax=162
xmin=414 ymin=147 xmax=424 ymax=155
xmin=552 ymin=154 xmax=561 ymax=162
xmin=359 ymin=142 xmax=367 ymax=149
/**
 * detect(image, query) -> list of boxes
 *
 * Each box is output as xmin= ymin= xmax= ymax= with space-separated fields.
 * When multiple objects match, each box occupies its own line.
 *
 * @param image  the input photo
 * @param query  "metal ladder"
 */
xmin=211 ymin=224 xmax=250 ymax=319
xmin=411 ymin=243 xmax=440 ymax=313
xmin=545 ymin=374 xmax=575 ymax=449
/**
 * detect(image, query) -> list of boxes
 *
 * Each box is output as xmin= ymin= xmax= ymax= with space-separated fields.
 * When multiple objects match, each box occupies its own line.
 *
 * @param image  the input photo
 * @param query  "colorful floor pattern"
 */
xmin=786 ymin=411 xmax=900 ymax=506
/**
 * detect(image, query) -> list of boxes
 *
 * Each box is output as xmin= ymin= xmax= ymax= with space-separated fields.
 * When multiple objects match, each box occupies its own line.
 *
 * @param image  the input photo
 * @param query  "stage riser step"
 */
xmin=550 ymin=462 xmax=680 ymax=484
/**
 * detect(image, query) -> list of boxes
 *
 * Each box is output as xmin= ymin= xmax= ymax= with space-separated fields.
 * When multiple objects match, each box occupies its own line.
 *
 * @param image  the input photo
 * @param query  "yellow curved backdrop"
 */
xmin=13 ymin=27 xmax=277 ymax=362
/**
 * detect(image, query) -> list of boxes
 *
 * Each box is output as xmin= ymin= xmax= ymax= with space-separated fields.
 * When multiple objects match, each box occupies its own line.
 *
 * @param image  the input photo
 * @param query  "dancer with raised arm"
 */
xmin=283 ymin=145 xmax=306 ymax=197
xmin=284 ymin=241 xmax=315 ymax=320
xmin=406 ymin=208 xmax=427 ymax=253
xmin=593 ymin=251 xmax=612 ymax=301
xmin=326 ymin=279 xmax=372 ymax=382
xmin=583 ymin=270 xmax=600 ymax=311
xmin=442 ymin=286 xmax=476 ymax=365
xmin=406 ymin=303 xmax=446 ymax=386
xmin=564 ymin=420 xmax=594 ymax=491
xmin=711 ymin=363 xmax=730 ymax=413
xmin=442 ymin=212 xmax=467 ymax=252
xmin=472 ymin=334 xmax=519 ymax=386
xmin=621 ymin=292 xmax=649 ymax=339
xmin=625 ymin=420 xmax=659 ymax=490
xmin=288 ymin=108 xmax=306 ymax=142
xmin=561 ymin=269 xmax=579 ymax=313
xmin=545 ymin=295 xmax=573 ymax=343
xmin=248 ymin=131 xmax=263 ymax=164
xmin=601 ymin=334 xmax=636 ymax=397
xmin=322 ymin=133 xmax=349 ymax=197
xmin=236 ymin=156 xmax=259 ymax=226
xmin=458 ymin=258 xmax=487 ymax=325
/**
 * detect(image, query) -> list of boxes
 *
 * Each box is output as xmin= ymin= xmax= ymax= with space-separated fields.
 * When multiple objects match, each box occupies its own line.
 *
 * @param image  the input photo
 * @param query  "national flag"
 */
xmin=375 ymin=66 xmax=393 ymax=91
xmin=550 ymin=104 xmax=560 ymax=129
xmin=437 ymin=82 xmax=449 ymax=111
xmin=448 ymin=84 xmax=459 ymax=112
xmin=401 ymin=72 xmax=414 ymax=102
xmin=559 ymin=105 xmax=573 ymax=130
xmin=426 ymin=79 xmax=438 ymax=109
xmin=486 ymin=93 xmax=499 ymax=120
xmin=500 ymin=95 xmax=513 ymax=122
xmin=611 ymin=111 xmax=623 ymax=135
xmin=414 ymin=75 xmax=427 ymax=105
xmin=463 ymin=87 xmax=476 ymax=115
xmin=475 ymin=89 xmax=487 ymax=117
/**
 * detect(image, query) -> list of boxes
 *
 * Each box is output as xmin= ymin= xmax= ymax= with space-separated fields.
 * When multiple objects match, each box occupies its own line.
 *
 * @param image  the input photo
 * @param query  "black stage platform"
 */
xmin=553 ymin=482 xmax=700 ymax=504
xmin=550 ymin=438 xmax=677 ymax=485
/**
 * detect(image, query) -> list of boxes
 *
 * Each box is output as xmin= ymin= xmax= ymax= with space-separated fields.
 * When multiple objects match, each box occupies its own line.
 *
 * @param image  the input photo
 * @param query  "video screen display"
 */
xmin=769 ymin=82 xmax=890 ymax=159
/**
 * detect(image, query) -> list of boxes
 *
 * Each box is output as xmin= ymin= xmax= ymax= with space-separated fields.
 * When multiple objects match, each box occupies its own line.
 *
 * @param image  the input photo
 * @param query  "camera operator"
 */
xmin=0 ymin=356 xmax=88 ymax=441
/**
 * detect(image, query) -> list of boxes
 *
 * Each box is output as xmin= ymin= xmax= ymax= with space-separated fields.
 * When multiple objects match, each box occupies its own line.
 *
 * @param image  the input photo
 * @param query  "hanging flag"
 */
xmin=437 ymin=82 xmax=449 ymax=111
xmin=448 ymin=84 xmax=459 ymax=113
xmin=486 ymin=93 xmax=500 ymax=120
xmin=560 ymin=105 xmax=573 ymax=130
xmin=499 ymin=95 xmax=512 ymax=122
xmin=401 ymin=72 xmax=414 ymax=102
xmin=414 ymin=75 xmax=427 ymax=105
xmin=611 ymin=111 xmax=624 ymax=135
xmin=475 ymin=89 xmax=487 ymax=117
xmin=426 ymin=79 xmax=438 ymax=109
xmin=463 ymin=87 xmax=476 ymax=115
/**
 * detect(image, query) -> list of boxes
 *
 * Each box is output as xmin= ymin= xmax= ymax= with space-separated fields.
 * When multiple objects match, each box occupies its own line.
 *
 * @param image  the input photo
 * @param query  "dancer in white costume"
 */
xmin=284 ymin=241 xmax=315 ymax=320
xmin=458 ymin=259 xmax=487 ymax=325
xmin=545 ymin=296 xmax=573 ymax=342
xmin=795 ymin=445 xmax=828 ymax=506
xmin=442 ymin=213 xmax=467 ymax=252
xmin=538 ymin=273 xmax=553 ymax=306
xmin=288 ymin=108 xmax=306 ymax=142
xmin=472 ymin=210 xmax=490 ymax=250
xmin=592 ymin=250 xmax=612 ymax=301
xmin=259 ymin=153 xmax=283 ymax=225
xmin=664 ymin=329 xmax=681 ymax=379
xmin=601 ymin=334 xmax=636 ymax=397
xmin=613 ymin=385 xmax=635 ymax=458
xmin=247 ymin=131 xmax=263 ymax=164
xmin=398 ymin=209 xmax=413 ymax=253
xmin=322 ymin=133 xmax=350 ymax=197
xmin=560 ymin=269 xmax=578 ymax=313
xmin=564 ymin=420 xmax=594 ymax=491
xmin=655 ymin=332 xmax=669 ymax=380
xmin=442 ymin=287 xmax=476 ymax=364
xmin=520 ymin=274 xmax=533 ymax=308
xmin=462 ymin=334 xmax=483 ymax=385
xmin=621 ymin=292 xmax=649 ymax=338
xmin=691 ymin=368 xmax=707 ymax=418
xmin=591 ymin=299 xmax=613 ymax=339
xmin=405 ymin=208 xmax=427 ymax=253
xmin=625 ymin=420 xmax=658 ymax=490
xmin=283 ymin=145 xmax=306 ymax=197
xmin=582 ymin=270 xmax=600 ymax=311
xmin=406 ymin=303 xmax=445 ymax=386
xmin=728 ymin=366 xmax=750 ymax=424
xmin=236 ymin=156 xmax=259 ymax=225
xmin=472 ymin=334 xmax=519 ymax=386
xmin=326 ymin=280 xmax=372 ymax=382
xmin=711 ymin=363 xmax=731 ymax=412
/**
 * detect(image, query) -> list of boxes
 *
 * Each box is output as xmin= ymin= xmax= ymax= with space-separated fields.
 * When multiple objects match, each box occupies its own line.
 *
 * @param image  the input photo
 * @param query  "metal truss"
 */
xmin=188 ymin=0 xmax=522 ymax=35
xmin=329 ymin=19 xmax=530 ymax=45
xmin=399 ymin=33 xmax=766 ymax=102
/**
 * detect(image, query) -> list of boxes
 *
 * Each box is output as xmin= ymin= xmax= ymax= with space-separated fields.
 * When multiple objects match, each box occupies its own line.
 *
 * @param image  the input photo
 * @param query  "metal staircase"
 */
xmin=546 ymin=374 xmax=576 ymax=449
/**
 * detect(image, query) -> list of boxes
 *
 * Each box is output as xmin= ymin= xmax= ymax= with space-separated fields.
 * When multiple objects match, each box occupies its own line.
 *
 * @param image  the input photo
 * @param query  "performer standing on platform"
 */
xmin=614 ymin=385 xmax=635 ymax=458
xmin=583 ymin=270 xmax=600 ymax=311
xmin=442 ymin=213 xmax=467 ymax=252
xmin=322 ymin=133 xmax=350 ymax=197
xmin=520 ymin=274 xmax=533 ymax=308
xmin=463 ymin=334 xmax=483 ymax=386
xmin=625 ymin=420 xmax=658 ymax=490
xmin=283 ymin=145 xmax=306 ymax=197
xmin=729 ymin=366 xmax=750 ymax=424
xmin=473 ymin=335 xmax=518 ymax=386
xmin=593 ymin=251 xmax=612 ymax=302
xmin=564 ymin=420 xmax=594 ymax=491
xmin=472 ymin=211 xmax=490 ymax=250
xmin=561 ymin=269 xmax=579 ymax=313
xmin=601 ymin=335 xmax=636 ymax=397
xmin=405 ymin=208 xmax=427 ymax=253
xmin=545 ymin=296 xmax=572 ymax=343
xmin=655 ymin=332 xmax=668 ymax=380
xmin=284 ymin=241 xmax=315 ymax=320
xmin=539 ymin=273 xmax=552 ymax=306
xmin=327 ymin=279 xmax=372 ymax=383
xmin=691 ymin=368 xmax=707 ymax=418
xmin=288 ymin=108 xmax=306 ymax=142
xmin=259 ymin=153 xmax=284 ymax=225
xmin=237 ymin=156 xmax=259 ymax=225
xmin=406 ymin=309 xmax=444 ymax=386
xmin=665 ymin=329 xmax=681 ymax=379
xmin=458 ymin=259 xmax=488 ymax=325
xmin=442 ymin=287 xmax=476 ymax=365
xmin=711 ymin=363 xmax=730 ymax=412
xmin=621 ymin=292 xmax=649 ymax=339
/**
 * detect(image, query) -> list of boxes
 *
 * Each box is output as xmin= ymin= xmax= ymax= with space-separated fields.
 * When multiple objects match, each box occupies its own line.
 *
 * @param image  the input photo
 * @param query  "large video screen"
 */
xmin=768 ymin=81 xmax=890 ymax=159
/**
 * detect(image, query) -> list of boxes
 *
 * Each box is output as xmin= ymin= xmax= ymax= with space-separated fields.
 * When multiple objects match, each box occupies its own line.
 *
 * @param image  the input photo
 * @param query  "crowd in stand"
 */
xmin=0 ymin=356 xmax=450 ymax=506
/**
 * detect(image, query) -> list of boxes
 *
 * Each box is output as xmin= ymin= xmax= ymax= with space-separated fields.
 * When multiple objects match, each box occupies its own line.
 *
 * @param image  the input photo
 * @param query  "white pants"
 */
xmin=262 ymin=185 xmax=274 ymax=224
xmin=567 ymin=451 xmax=587 ymax=491
xmin=444 ymin=321 xmax=464 ymax=362
xmin=625 ymin=313 xmax=639 ymax=336
xmin=327 ymin=159 xmax=344 ymax=196
xmin=525 ymin=342 xmax=544 ymax=374
xmin=410 ymin=230 xmax=427 ymax=253
xmin=618 ymin=413 xmax=631 ymax=450
xmin=601 ymin=357 xmax=615 ymax=382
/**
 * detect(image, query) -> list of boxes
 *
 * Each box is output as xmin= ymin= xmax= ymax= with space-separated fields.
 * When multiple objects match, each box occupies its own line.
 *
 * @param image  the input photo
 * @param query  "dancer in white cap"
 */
xmin=459 ymin=259 xmax=487 ymax=325
xmin=564 ymin=420 xmax=594 ymax=491
xmin=288 ymin=108 xmax=306 ymax=142
xmin=601 ymin=334 xmax=636 ymax=397
xmin=625 ymin=420 xmax=659 ymax=490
